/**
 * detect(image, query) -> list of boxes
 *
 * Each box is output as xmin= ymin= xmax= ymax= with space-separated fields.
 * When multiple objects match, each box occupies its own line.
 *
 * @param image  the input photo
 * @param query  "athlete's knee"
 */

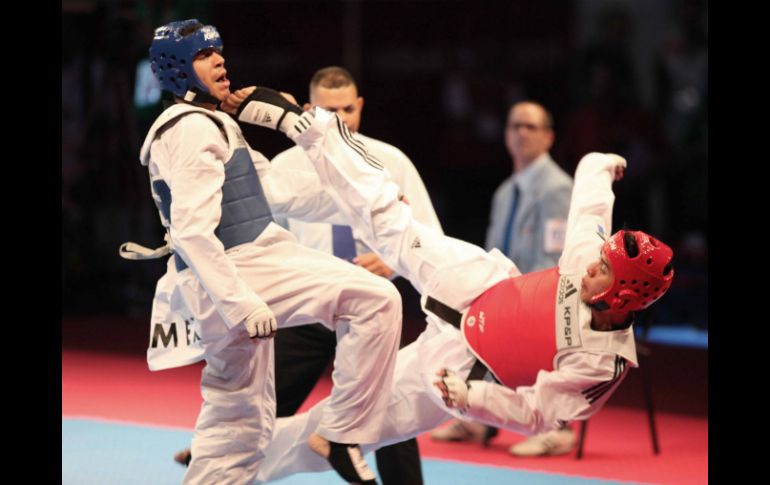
xmin=370 ymin=278 xmax=402 ymax=314
xmin=365 ymin=279 xmax=403 ymax=335
xmin=338 ymin=273 xmax=402 ymax=334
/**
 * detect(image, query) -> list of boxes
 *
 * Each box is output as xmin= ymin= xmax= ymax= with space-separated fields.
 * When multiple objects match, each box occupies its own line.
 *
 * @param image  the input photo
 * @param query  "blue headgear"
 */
xmin=149 ymin=19 xmax=223 ymax=100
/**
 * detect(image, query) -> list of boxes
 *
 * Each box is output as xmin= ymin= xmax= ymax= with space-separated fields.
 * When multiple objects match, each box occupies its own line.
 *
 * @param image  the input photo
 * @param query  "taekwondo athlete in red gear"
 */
xmin=225 ymin=102 xmax=673 ymax=483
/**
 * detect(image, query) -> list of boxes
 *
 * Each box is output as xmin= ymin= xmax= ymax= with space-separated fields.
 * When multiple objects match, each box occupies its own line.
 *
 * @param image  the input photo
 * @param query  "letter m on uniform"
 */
xmin=151 ymin=322 xmax=178 ymax=348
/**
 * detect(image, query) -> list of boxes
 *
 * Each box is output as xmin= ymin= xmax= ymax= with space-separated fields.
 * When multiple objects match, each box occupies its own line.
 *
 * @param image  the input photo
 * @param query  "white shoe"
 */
xmin=509 ymin=428 xmax=576 ymax=457
xmin=430 ymin=419 xmax=488 ymax=443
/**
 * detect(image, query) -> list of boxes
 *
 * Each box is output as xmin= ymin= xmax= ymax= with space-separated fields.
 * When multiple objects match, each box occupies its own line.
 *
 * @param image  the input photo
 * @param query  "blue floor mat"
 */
xmin=63 ymin=418 xmax=644 ymax=484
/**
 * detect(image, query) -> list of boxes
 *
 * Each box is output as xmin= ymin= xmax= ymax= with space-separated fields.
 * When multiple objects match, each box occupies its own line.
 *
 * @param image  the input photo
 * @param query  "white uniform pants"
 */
xmin=182 ymin=227 xmax=402 ymax=484
xmin=293 ymin=110 xmax=513 ymax=310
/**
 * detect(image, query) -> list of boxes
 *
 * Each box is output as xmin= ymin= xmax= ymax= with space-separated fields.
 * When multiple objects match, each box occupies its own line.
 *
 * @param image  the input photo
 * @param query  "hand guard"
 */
xmin=243 ymin=304 xmax=277 ymax=339
xmin=435 ymin=368 xmax=470 ymax=412
xmin=608 ymin=153 xmax=627 ymax=169
xmin=234 ymin=87 xmax=303 ymax=133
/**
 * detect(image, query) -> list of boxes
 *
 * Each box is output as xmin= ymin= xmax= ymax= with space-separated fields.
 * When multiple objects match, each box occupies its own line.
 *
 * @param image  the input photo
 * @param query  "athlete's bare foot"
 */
xmin=308 ymin=431 xmax=331 ymax=458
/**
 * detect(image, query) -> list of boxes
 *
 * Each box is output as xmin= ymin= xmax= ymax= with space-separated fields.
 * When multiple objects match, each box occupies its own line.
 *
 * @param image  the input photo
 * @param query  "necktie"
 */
xmin=501 ymin=183 xmax=519 ymax=257
xmin=332 ymin=224 xmax=357 ymax=261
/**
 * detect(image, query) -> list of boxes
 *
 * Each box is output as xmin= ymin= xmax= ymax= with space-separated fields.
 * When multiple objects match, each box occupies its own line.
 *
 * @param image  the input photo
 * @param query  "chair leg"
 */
xmin=575 ymin=364 xmax=659 ymax=460
xmin=639 ymin=354 xmax=661 ymax=455
xmin=576 ymin=420 xmax=588 ymax=459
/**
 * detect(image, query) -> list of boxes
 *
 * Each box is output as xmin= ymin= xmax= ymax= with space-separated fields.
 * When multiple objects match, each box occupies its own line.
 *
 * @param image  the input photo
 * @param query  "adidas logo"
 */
xmin=564 ymin=280 xmax=577 ymax=299
xmin=411 ymin=237 xmax=421 ymax=249
xmin=558 ymin=276 xmax=578 ymax=304
xmin=262 ymin=112 xmax=273 ymax=124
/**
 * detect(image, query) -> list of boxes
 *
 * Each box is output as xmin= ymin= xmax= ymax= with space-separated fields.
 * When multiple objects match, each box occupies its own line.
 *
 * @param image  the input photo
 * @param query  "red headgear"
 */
xmin=590 ymin=230 xmax=674 ymax=315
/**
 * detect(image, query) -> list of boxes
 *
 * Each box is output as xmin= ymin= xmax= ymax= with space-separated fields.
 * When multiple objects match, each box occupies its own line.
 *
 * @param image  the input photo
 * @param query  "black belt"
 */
xmin=425 ymin=296 xmax=462 ymax=328
xmin=425 ymin=296 xmax=498 ymax=384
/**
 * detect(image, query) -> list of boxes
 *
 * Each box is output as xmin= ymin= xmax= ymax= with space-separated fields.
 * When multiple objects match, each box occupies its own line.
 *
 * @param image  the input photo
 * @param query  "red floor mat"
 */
xmin=63 ymin=349 xmax=707 ymax=484
xmin=421 ymin=409 xmax=707 ymax=484
xmin=62 ymin=350 xmax=204 ymax=428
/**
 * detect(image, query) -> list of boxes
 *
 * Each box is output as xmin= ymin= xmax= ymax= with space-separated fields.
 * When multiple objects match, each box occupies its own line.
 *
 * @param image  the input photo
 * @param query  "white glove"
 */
xmin=434 ymin=369 xmax=470 ymax=412
xmin=607 ymin=153 xmax=627 ymax=181
xmin=607 ymin=153 xmax=627 ymax=168
xmin=243 ymin=304 xmax=277 ymax=339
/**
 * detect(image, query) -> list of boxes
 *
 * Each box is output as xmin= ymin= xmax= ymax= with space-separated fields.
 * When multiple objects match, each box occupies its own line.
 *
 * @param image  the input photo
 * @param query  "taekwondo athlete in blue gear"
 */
xmin=126 ymin=19 xmax=402 ymax=485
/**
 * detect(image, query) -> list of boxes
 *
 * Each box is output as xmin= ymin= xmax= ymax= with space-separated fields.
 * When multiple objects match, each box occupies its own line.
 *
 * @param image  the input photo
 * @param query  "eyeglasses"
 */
xmin=508 ymin=122 xmax=548 ymax=132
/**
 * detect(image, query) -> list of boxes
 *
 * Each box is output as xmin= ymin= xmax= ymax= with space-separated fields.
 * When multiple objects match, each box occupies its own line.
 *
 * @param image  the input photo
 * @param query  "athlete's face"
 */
xmin=309 ymin=84 xmax=364 ymax=133
xmin=192 ymin=48 xmax=231 ymax=101
xmin=580 ymin=251 xmax=614 ymax=303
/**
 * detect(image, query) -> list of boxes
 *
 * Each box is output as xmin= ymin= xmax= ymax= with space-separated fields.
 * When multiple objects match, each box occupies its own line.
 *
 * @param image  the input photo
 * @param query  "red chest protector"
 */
xmin=462 ymin=268 xmax=560 ymax=388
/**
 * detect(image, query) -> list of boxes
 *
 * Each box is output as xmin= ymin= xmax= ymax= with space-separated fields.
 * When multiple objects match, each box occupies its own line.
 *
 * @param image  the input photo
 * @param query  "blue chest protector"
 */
xmin=149 ymin=110 xmax=274 ymax=271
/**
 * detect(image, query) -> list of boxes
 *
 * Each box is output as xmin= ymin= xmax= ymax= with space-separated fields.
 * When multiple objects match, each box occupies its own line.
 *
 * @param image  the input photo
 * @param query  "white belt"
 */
xmin=119 ymin=233 xmax=173 ymax=260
